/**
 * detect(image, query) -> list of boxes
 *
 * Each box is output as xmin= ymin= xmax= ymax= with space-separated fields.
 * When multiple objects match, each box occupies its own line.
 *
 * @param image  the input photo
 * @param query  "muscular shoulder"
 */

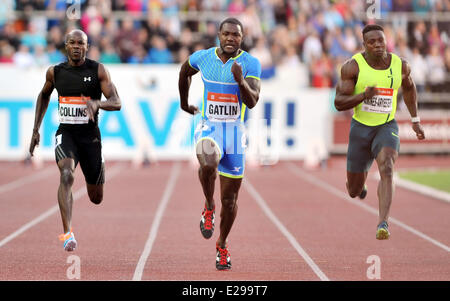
xmin=400 ymin=57 xmax=411 ymax=76
xmin=97 ymin=62 xmax=108 ymax=78
xmin=340 ymin=58 xmax=359 ymax=80
xmin=46 ymin=65 xmax=55 ymax=82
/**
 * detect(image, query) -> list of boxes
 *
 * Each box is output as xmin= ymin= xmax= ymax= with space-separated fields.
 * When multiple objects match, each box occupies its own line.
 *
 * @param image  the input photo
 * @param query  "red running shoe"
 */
xmin=200 ymin=205 xmax=215 ymax=239
xmin=216 ymin=243 xmax=231 ymax=270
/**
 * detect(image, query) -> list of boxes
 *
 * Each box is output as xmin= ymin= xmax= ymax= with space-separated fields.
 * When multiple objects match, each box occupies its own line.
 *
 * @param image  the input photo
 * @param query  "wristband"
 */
xmin=411 ymin=116 xmax=420 ymax=123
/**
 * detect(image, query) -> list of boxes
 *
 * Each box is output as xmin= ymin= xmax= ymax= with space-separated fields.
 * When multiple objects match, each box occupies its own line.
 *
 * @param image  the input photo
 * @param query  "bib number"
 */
xmin=59 ymin=96 xmax=90 ymax=124
xmin=361 ymin=88 xmax=393 ymax=114
xmin=206 ymin=92 xmax=240 ymax=121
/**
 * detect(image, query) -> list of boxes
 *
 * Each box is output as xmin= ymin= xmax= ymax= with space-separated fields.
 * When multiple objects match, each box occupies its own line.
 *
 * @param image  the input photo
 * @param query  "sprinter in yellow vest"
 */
xmin=334 ymin=24 xmax=425 ymax=240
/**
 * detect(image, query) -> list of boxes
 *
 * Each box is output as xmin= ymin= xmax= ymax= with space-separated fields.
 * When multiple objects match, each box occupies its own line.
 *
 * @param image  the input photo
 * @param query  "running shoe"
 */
xmin=59 ymin=229 xmax=77 ymax=251
xmin=216 ymin=244 xmax=231 ymax=270
xmin=200 ymin=205 xmax=215 ymax=239
xmin=359 ymin=185 xmax=368 ymax=200
xmin=376 ymin=221 xmax=390 ymax=240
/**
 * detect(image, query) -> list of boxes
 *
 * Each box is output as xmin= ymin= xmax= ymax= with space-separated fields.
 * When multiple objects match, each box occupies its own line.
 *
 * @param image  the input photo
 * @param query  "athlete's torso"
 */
xmin=54 ymin=58 xmax=102 ymax=129
xmin=352 ymin=52 xmax=403 ymax=126
xmin=189 ymin=47 xmax=261 ymax=123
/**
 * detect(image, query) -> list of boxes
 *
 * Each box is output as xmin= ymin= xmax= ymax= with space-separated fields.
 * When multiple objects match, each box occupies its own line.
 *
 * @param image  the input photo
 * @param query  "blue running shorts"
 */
xmin=195 ymin=119 xmax=247 ymax=178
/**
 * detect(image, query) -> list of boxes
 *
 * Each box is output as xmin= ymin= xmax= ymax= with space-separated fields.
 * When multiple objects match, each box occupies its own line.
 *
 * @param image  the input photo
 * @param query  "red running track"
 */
xmin=0 ymin=156 xmax=449 ymax=281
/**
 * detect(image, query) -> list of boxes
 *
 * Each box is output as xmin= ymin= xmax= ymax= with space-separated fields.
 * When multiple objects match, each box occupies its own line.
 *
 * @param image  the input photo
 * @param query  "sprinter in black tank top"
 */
xmin=29 ymin=29 xmax=121 ymax=251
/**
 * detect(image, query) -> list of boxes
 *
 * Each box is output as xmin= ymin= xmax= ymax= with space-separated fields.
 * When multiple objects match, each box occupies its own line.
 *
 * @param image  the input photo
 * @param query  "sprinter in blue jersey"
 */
xmin=178 ymin=18 xmax=261 ymax=270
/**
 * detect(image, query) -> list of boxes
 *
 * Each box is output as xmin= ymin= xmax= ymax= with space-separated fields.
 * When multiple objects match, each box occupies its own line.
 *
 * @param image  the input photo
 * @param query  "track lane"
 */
xmin=0 ymin=162 xmax=172 ymax=280
xmin=248 ymin=159 xmax=449 ymax=280
xmin=140 ymin=161 xmax=319 ymax=280
xmin=0 ymin=156 xmax=448 ymax=281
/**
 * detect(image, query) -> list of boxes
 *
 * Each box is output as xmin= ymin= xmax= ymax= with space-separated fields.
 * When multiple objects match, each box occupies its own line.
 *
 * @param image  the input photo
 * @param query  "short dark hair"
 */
xmin=219 ymin=18 xmax=244 ymax=33
xmin=362 ymin=24 xmax=384 ymax=36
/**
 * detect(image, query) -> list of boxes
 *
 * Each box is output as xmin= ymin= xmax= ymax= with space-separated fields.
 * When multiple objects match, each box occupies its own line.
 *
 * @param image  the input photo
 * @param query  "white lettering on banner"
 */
xmin=361 ymin=88 xmax=393 ymax=114
xmin=59 ymin=96 xmax=90 ymax=124
xmin=206 ymin=92 xmax=240 ymax=121
xmin=0 ymin=65 xmax=334 ymax=160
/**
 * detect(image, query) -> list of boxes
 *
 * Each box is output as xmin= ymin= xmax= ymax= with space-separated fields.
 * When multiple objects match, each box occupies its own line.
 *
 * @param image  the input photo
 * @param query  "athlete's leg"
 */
xmin=346 ymin=119 xmax=374 ymax=198
xmin=375 ymin=146 xmax=398 ymax=224
xmin=78 ymin=128 xmax=105 ymax=205
xmin=216 ymin=175 xmax=242 ymax=248
xmin=196 ymin=139 xmax=221 ymax=209
xmin=346 ymin=171 xmax=368 ymax=198
xmin=57 ymin=158 xmax=76 ymax=233
xmin=86 ymin=183 xmax=103 ymax=205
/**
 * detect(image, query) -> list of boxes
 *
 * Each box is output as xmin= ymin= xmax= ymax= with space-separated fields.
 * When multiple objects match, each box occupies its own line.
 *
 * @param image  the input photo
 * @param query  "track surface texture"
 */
xmin=0 ymin=155 xmax=449 ymax=281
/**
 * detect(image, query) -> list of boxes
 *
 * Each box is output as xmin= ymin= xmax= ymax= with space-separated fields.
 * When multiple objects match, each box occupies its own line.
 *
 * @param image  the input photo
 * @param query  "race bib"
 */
xmin=206 ymin=92 xmax=240 ymax=121
xmin=59 ymin=96 xmax=90 ymax=124
xmin=361 ymin=88 xmax=393 ymax=114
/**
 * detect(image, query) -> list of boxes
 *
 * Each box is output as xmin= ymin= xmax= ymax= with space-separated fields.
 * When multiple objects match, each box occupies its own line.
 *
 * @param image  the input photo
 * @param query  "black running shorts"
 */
xmin=54 ymin=126 xmax=105 ymax=185
xmin=347 ymin=118 xmax=400 ymax=173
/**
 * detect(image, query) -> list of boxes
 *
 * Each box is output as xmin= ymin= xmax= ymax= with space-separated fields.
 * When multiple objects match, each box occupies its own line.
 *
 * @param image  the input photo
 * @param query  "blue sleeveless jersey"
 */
xmin=189 ymin=47 xmax=261 ymax=123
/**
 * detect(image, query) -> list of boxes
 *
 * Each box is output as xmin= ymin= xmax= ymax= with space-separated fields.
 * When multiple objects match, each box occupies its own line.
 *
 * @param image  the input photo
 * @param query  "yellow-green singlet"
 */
xmin=352 ymin=52 xmax=402 ymax=126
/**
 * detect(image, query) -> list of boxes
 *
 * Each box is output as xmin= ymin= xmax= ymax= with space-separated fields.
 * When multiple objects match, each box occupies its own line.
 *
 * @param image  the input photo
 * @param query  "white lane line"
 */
xmin=132 ymin=162 xmax=181 ymax=281
xmin=0 ymin=163 xmax=125 ymax=249
xmin=0 ymin=166 xmax=56 ymax=195
xmin=244 ymin=178 xmax=330 ymax=281
xmin=287 ymin=162 xmax=450 ymax=253
xmin=371 ymin=172 xmax=450 ymax=204
xmin=394 ymin=175 xmax=450 ymax=204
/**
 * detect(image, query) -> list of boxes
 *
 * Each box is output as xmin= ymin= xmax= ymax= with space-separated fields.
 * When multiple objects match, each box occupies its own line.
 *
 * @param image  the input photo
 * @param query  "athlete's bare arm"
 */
xmin=231 ymin=61 xmax=260 ymax=109
xmin=401 ymin=58 xmax=425 ymax=140
xmin=334 ymin=59 xmax=377 ymax=111
xmin=86 ymin=63 xmax=121 ymax=121
xmin=29 ymin=66 xmax=55 ymax=156
xmin=178 ymin=60 xmax=200 ymax=115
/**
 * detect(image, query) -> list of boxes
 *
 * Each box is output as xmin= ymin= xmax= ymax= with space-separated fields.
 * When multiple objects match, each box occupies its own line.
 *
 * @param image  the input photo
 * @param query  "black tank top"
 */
xmin=54 ymin=58 xmax=102 ymax=129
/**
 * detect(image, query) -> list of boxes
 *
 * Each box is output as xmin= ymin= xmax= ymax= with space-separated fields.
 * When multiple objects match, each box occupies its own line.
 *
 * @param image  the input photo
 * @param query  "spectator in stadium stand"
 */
xmin=393 ymin=0 xmax=412 ymax=11
xmin=411 ymin=21 xmax=428 ymax=55
xmin=47 ymin=42 xmax=65 ymax=64
xmin=114 ymin=17 xmax=139 ymax=63
xmin=13 ymin=43 xmax=35 ymax=68
xmin=100 ymin=41 xmax=122 ymax=64
xmin=20 ymin=22 xmax=47 ymax=53
xmin=249 ymin=36 xmax=275 ymax=79
xmin=280 ymin=44 xmax=302 ymax=68
xmin=445 ymin=46 xmax=450 ymax=92
xmin=127 ymin=44 xmax=151 ymax=64
xmin=426 ymin=44 xmax=446 ymax=92
xmin=227 ymin=0 xmax=246 ymax=15
xmin=410 ymin=47 xmax=428 ymax=93
xmin=47 ymin=26 xmax=65 ymax=51
xmin=0 ymin=41 xmax=14 ymax=63
xmin=427 ymin=23 xmax=446 ymax=54
xmin=147 ymin=35 xmax=173 ymax=64
xmin=412 ymin=0 xmax=433 ymax=16
xmin=302 ymin=26 xmax=322 ymax=65
xmin=34 ymin=44 xmax=50 ymax=67
xmin=310 ymin=51 xmax=333 ymax=88
xmin=0 ymin=22 xmax=20 ymax=50
xmin=342 ymin=27 xmax=358 ymax=54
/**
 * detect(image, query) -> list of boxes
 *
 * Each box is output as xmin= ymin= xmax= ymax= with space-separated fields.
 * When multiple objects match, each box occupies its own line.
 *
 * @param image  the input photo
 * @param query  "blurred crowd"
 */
xmin=0 ymin=0 xmax=449 ymax=92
